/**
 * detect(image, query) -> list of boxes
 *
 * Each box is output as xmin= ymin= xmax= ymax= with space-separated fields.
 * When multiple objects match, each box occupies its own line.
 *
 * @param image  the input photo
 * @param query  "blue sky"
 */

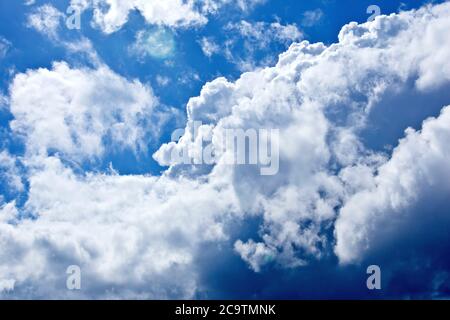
xmin=1 ymin=0 xmax=450 ymax=299
xmin=0 ymin=0 xmax=437 ymax=177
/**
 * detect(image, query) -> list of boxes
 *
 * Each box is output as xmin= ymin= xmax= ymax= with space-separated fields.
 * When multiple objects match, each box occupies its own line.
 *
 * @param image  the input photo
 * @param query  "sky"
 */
xmin=1 ymin=0 xmax=450 ymax=299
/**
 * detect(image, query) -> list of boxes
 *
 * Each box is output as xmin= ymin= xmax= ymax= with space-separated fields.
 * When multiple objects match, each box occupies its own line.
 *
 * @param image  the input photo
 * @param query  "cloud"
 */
xmin=2 ymin=2 xmax=450 ymax=298
xmin=9 ymin=61 xmax=160 ymax=161
xmin=200 ymin=20 xmax=303 ymax=70
xmin=156 ymin=75 xmax=170 ymax=87
xmin=70 ymin=0 xmax=204 ymax=34
xmin=69 ymin=0 xmax=267 ymax=34
xmin=203 ymin=0 xmax=267 ymax=12
xmin=0 ymin=154 xmax=239 ymax=297
xmin=199 ymin=0 xmax=265 ymax=13
xmin=301 ymin=9 xmax=323 ymax=27
xmin=26 ymin=4 xmax=64 ymax=38
xmin=0 ymin=92 xmax=8 ymax=109
xmin=24 ymin=3 xmax=100 ymax=67
xmin=0 ymin=37 xmax=11 ymax=59
xmin=62 ymin=37 xmax=102 ymax=66
xmin=198 ymin=37 xmax=220 ymax=58
xmin=335 ymin=105 xmax=450 ymax=264
xmin=1 ymin=59 xmax=232 ymax=298
xmin=226 ymin=20 xmax=303 ymax=48
xmin=156 ymin=2 xmax=450 ymax=274
xmin=130 ymin=28 xmax=176 ymax=61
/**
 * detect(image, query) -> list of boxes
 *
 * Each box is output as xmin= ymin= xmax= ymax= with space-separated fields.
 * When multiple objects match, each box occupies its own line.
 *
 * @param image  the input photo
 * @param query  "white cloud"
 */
xmin=235 ymin=0 xmax=266 ymax=11
xmin=1 ymin=58 xmax=234 ymax=298
xmin=9 ymin=62 xmax=159 ymax=161
xmin=2 ymin=2 xmax=450 ymax=298
xmin=70 ymin=0 xmax=267 ymax=34
xmin=177 ymin=71 xmax=201 ymax=86
xmin=198 ymin=37 xmax=220 ymax=58
xmin=62 ymin=37 xmax=102 ymax=66
xmin=0 ymin=155 xmax=235 ymax=298
xmin=234 ymin=239 xmax=275 ymax=272
xmin=0 ymin=202 xmax=19 ymax=225
xmin=130 ymin=28 xmax=176 ymax=61
xmin=26 ymin=4 xmax=64 ymax=38
xmin=71 ymin=0 xmax=207 ymax=34
xmin=156 ymin=2 xmax=450 ymax=271
xmin=0 ymin=278 xmax=15 ymax=293
xmin=335 ymin=105 xmax=450 ymax=264
xmin=301 ymin=9 xmax=323 ymax=27
xmin=0 ymin=37 xmax=11 ymax=59
xmin=226 ymin=20 xmax=303 ymax=48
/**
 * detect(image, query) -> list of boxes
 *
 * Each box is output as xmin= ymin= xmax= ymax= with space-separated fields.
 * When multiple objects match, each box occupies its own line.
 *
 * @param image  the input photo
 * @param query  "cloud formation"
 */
xmin=336 ymin=106 xmax=450 ymax=263
xmin=69 ymin=0 xmax=267 ymax=34
xmin=10 ymin=62 xmax=161 ymax=161
xmin=156 ymin=2 xmax=450 ymax=273
xmin=1 ymin=2 xmax=450 ymax=298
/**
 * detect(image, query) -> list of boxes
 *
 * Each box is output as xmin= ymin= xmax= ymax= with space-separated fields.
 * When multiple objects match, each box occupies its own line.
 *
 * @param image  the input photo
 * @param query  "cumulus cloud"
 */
xmin=9 ymin=62 xmax=160 ymax=161
xmin=226 ymin=20 xmax=303 ymax=47
xmin=24 ymin=4 xmax=100 ymax=66
xmin=301 ymin=9 xmax=323 ymax=27
xmin=69 ymin=0 xmax=267 ymax=34
xmin=0 ymin=155 xmax=236 ymax=298
xmin=156 ymin=2 xmax=450 ymax=273
xmin=202 ymin=0 xmax=267 ymax=12
xmin=0 ymin=92 xmax=8 ymax=109
xmin=336 ymin=105 xmax=450 ymax=264
xmin=199 ymin=0 xmax=266 ymax=13
xmin=2 ymin=2 xmax=450 ymax=298
xmin=0 ymin=151 xmax=24 ymax=193
xmin=1 ymin=58 xmax=234 ymax=298
xmin=69 ymin=0 xmax=206 ymax=33
xmin=156 ymin=75 xmax=170 ymax=87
